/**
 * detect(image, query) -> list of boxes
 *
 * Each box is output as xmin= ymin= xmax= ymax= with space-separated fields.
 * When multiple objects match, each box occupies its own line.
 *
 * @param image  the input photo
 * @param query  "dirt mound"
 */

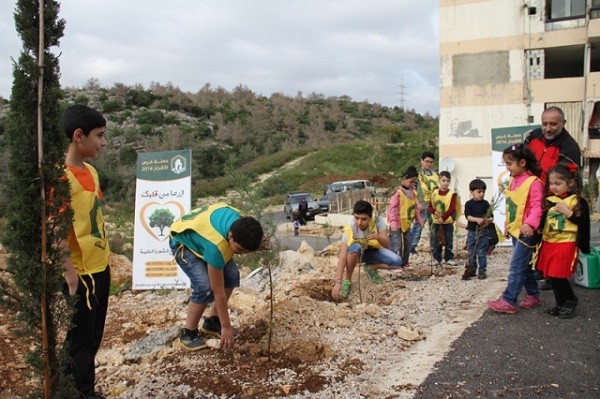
xmin=0 ymin=241 xmax=511 ymax=398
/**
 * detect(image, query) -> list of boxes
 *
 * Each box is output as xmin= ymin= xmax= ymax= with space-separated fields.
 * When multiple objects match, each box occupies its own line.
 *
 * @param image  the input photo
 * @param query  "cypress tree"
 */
xmin=0 ymin=1 xmax=77 ymax=397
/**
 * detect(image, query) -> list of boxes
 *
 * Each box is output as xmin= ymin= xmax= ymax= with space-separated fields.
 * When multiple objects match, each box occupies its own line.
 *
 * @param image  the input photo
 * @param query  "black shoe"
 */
xmin=534 ymin=270 xmax=544 ymax=280
xmin=200 ymin=316 xmax=222 ymax=338
xmin=558 ymin=299 xmax=578 ymax=319
xmin=179 ymin=328 xmax=207 ymax=351
xmin=543 ymin=306 xmax=560 ymax=316
xmin=477 ymin=272 xmax=487 ymax=280
xmin=410 ymin=249 xmax=417 ymax=255
xmin=539 ymin=279 xmax=553 ymax=290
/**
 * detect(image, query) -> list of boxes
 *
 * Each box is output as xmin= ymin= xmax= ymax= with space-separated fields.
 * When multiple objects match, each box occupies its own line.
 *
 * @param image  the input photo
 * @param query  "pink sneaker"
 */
xmin=487 ymin=298 xmax=517 ymax=314
xmin=519 ymin=295 xmax=542 ymax=309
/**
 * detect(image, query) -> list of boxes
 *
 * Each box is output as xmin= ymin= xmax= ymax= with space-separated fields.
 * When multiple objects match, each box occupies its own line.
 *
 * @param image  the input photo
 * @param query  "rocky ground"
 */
xmin=0 ymin=225 xmax=514 ymax=399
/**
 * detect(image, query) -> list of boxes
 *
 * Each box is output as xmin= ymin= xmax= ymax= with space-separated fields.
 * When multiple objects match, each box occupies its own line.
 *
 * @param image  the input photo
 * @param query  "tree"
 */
xmin=148 ymin=208 xmax=176 ymax=236
xmin=0 ymin=1 xmax=77 ymax=397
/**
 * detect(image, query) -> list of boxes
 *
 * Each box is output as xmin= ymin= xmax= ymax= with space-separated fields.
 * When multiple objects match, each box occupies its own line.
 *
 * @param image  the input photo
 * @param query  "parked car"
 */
xmin=283 ymin=191 xmax=321 ymax=220
xmin=318 ymin=194 xmax=330 ymax=213
xmin=324 ymin=183 xmax=360 ymax=195
xmin=331 ymin=179 xmax=375 ymax=192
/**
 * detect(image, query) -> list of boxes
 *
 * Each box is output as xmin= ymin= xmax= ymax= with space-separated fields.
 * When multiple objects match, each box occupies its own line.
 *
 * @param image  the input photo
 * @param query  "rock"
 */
xmin=109 ymin=253 xmax=132 ymax=289
xmin=397 ymin=326 xmax=424 ymax=341
xmin=124 ymin=326 xmax=180 ymax=362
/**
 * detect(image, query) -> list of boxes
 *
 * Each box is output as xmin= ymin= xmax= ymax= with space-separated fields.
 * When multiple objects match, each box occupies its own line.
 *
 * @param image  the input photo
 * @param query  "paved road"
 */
xmin=269 ymin=211 xmax=338 ymax=251
xmin=413 ymin=223 xmax=600 ymax=399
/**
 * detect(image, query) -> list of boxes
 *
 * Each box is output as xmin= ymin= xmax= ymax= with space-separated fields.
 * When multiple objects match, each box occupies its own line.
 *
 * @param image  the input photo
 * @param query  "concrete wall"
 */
xmin=438 ymin=0 xmax=600 ymax=205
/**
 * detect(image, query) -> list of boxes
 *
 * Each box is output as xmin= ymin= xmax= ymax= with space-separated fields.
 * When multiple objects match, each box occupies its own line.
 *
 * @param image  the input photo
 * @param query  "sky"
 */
xmin=0 ymin=0 xmax=440 ymax=115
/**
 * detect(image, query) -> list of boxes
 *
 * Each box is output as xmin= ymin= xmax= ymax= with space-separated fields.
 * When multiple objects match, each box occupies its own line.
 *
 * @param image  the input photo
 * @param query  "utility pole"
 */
xmin=398 ymin=76 xmax=406 ymax=110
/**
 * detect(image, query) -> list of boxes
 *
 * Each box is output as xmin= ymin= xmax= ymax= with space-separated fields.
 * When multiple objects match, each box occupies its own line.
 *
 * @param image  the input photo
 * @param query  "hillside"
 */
xmin=0 ymin=82 xmax=437 ymax=207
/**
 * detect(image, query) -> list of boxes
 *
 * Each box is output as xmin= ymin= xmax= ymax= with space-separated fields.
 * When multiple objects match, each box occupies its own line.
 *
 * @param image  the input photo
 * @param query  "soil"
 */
xmin=0 ymin=227 xmax=514 ymax=399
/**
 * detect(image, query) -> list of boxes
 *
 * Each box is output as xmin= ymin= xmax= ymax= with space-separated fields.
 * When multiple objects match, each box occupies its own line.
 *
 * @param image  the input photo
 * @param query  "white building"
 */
xmin=440 ymin=0 xmax=600 ymax=199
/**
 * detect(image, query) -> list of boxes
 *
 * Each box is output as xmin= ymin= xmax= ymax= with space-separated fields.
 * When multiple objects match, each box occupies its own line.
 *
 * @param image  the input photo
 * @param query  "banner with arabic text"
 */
xmin=491 ymin=125 xmax=539 ymax=245
xmin=132 ymin=150 xmax=192 ymax=289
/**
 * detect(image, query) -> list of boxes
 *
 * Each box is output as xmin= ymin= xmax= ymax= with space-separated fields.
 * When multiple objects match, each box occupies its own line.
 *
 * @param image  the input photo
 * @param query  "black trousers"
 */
xmin=549 ymin=277 xmax=577 ymax=306
xmin=64 ymin=266 xmax=111 ymax=397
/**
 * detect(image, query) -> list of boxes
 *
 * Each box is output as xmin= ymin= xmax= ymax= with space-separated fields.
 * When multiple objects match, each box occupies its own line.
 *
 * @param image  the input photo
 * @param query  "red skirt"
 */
xmin=536 ymin=241 xmax=578 ymax=279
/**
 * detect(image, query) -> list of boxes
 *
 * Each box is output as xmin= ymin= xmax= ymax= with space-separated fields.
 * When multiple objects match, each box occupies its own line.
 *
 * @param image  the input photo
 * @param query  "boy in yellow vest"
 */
xmin=169 ymin=203 xmax=267 ymax=351
xmin=331 ymin=200 xmax=402 ymax=301
xmin=62 ymin=104 xmax=111 ymax=399
xmin=428 ymin=171 xmax=459 ymax=266
xmin=410 ymin=151 xmax=439 ymax=254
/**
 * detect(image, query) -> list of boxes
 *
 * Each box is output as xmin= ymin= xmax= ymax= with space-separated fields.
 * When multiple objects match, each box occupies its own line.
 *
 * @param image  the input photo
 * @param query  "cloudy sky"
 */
xmin=0 ymin=0 xmax=440 ymax=115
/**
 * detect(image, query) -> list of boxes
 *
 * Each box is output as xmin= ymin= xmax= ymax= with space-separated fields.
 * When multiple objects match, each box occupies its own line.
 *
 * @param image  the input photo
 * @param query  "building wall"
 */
xmin=439 ymin=0 xmax=599 ymax=204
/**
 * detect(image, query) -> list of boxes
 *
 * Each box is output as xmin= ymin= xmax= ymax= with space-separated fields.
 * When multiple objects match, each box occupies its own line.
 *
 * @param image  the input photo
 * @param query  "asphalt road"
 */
xmin=269 ymin=210 xmax=338 ymax=252
xmin=413 ymin=223 xmax=600 ymax=399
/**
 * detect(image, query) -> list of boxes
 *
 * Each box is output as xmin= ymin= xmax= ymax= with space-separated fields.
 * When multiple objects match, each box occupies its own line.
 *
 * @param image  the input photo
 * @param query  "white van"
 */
xmin=331 ymin=179 xmax=374 ymax=192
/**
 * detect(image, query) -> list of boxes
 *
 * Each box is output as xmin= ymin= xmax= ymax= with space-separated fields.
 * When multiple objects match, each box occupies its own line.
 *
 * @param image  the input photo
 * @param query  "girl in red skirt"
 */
xmin=537 ymin=162 xmax=590 ymax=318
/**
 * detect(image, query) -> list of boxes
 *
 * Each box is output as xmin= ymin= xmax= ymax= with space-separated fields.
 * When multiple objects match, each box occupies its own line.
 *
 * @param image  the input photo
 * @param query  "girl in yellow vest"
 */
xmin=387 ymin=165 xmax=423 ymax=269
xmin=537 ymin=163 xmax=590 ymax=318
xmin=428 ymin=171 xmax=459 ymax=266
xmin=488 ymin=144 xmax=544 ymax=314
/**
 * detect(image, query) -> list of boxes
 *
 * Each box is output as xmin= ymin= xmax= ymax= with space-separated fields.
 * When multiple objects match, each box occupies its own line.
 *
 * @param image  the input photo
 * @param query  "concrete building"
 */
xmin=439 ymin=0 xmax=600 ymax=202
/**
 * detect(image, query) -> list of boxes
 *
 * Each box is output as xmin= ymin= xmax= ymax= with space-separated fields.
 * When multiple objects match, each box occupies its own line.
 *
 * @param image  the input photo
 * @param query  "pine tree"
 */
xmin=0 ymin=1 xmax=77 ymax=397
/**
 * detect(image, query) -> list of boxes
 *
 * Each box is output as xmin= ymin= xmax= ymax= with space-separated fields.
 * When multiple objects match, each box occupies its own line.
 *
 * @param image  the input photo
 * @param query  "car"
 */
xmin=324 ymin=183 xmax=360 ymax=195
xmin=283 ymin=191 xmax=321 ymax=220
xmin=318 ymin=194 xmax=330 ymax=213
xmin=331 ymin=179 xmax=375 ymax=192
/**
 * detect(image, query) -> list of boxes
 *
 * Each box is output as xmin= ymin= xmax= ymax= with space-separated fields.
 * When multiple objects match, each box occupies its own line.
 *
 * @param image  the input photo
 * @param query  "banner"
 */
xmin=491 ymin=125 xmax=539 ymax=243
xmin=133 ymin=150 xmax=192 ymax=289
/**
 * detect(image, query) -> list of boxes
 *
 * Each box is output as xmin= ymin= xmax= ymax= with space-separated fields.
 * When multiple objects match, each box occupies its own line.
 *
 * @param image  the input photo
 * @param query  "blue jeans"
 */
xmin=410 ymin=208 xmax=430 ymax=251
xmin=390 ymin=230 xmax=412 ymax=266
xmin=170 ymin=240 xmax=240 ymax=304
xmin=467 ymin=229 xmax=490 ymax=273
xmin=430 ymin=223 xmax=454 ymax=262
xmin=347 ymin=243 xmax=402 ymax=267
xmin=502 ymin=235 xmax=539 ymax=306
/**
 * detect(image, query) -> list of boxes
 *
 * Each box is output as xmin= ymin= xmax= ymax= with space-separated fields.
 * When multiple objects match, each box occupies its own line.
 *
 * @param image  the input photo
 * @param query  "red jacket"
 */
xmin=524 ymin=128 xmax=581 ymax=185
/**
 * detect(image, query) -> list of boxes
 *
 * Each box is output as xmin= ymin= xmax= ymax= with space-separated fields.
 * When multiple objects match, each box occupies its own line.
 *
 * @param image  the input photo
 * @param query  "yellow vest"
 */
xmin=505 ymin=175 xmax=538 ymax=238
xmin=430 ymin=190 xmax=456 ymax=225
xmin=398 ymin=188 xmax=417 ymax=233
xmin=169 ymin=203 xmax=239 ymax=263
xmin=343 ymin=212 xmax=382 ymax=249
xmin=542 ymin=194 xmax=578 ymax=243
xmin=418 ymin=171 xmax=439 ymax=202
xmin=66 ymin=163 xmax=110 ymax=275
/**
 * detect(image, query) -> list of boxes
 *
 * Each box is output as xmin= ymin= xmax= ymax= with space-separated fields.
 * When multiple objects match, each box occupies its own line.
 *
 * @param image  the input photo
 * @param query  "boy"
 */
xmin=463 ymin=179 xmax=493 ymax=280
xmin=62 ymin=104 xmax=111 ymax=399
xmin=428 ymin=171 xmax=458 ymax=266
xmin=410 ymin=151 xmax=439 ymax=254
xmin=331 ymin=200 xmax=402 ymax=301
xmin=169 ymin=203 xmax=268 ymax=351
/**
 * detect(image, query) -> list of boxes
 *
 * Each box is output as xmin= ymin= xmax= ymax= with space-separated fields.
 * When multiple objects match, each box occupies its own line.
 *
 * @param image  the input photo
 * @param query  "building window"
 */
xmin=548 ymin=0 xmax=586 ymax=20
xmin=593 ymin=0 xmax=600 ymax=9
xmin=544 ymin=45 xmax=584 ymax=78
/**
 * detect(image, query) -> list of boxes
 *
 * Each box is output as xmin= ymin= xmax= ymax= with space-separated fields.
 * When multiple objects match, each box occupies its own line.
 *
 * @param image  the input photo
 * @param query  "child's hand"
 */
xmin=331 ymin=282 xmax=342 ymax=301
xmin=520 ymin=224 xmax=534 ymax=237
xmin=554 ymin=202 xmax=571 ymax=216
xmin=367 ymin=231 xmax=378 ymax=240
xmin=221 ymin=326 xmax=235 ymax=350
